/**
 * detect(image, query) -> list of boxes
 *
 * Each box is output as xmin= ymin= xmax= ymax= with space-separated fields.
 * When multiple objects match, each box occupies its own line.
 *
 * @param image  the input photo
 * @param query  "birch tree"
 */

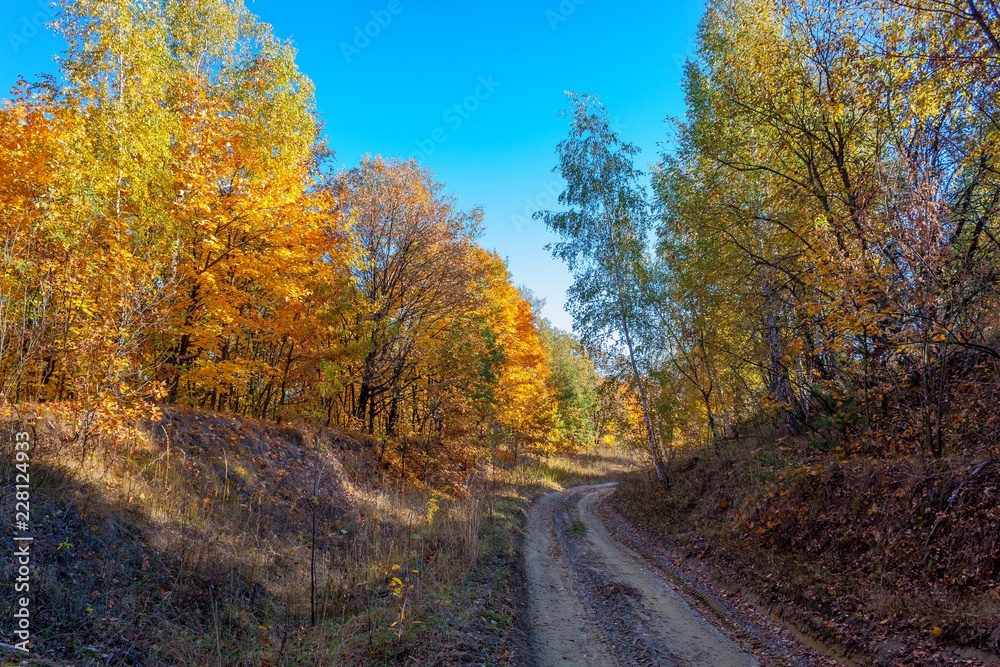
xmin=536 ymin=92 xmax=669 ymax=486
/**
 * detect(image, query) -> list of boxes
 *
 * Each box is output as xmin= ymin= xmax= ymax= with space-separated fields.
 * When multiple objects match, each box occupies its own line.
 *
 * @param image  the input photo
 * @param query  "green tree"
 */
xmin=538 ymin=319 xmax=602 ymax=449
xmin=536 ymin=92 xmax=669 ymax=486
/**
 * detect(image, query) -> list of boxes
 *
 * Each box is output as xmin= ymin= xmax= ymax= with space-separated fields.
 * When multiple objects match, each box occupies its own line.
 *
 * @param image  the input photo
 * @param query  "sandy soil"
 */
xmin=525 ymin=485 xmax=619 ymax=666
xmin=525 ymin=483 xmax=844 ymax=667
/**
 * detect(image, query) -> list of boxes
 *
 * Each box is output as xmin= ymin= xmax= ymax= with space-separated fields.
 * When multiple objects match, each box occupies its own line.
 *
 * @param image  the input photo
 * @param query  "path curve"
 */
xmin=526 ymin=483 xmax=760 ymax=667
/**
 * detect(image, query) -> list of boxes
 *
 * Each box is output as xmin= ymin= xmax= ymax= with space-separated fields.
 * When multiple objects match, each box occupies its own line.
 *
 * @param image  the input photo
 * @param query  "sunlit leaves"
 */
xmin=1 ymin=0 xmax=605 ymax=476
xmin=651 ymin=0 xmax=1000 ymax=455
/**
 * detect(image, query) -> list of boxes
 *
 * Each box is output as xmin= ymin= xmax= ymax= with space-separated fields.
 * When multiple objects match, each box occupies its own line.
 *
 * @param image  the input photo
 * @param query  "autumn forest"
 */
xmin=1 ymin=1 xmax=611 ymax=477
xmin=1 ymin=0 xmax=999 ymax=665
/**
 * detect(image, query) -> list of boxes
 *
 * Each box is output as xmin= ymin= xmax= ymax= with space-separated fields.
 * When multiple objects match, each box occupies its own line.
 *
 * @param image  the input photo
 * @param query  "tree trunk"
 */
xmin=621 ymin=318 xmax=670 ymax=488
xmin=761 ymin=274 xmax=799 ymax=434
xmin=603 ymin=205 xmax=670 ymax=489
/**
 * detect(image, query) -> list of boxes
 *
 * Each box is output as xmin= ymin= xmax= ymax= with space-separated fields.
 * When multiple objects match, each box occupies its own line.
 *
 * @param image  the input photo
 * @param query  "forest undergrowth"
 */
xmin=615 ymin=428 xmax=1000 ymax=667
xmin=0 ymin=403 xmax=636 ymax=667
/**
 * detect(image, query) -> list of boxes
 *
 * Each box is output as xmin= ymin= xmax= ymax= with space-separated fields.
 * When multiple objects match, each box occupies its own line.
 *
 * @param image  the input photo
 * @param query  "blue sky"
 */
xmin=0 ymin=0 xmax=703 ymax=331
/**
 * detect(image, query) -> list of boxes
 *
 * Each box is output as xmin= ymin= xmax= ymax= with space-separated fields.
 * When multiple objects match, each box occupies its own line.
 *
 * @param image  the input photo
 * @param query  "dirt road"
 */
xmin=525 ymin=483 xmax=824 ymax=667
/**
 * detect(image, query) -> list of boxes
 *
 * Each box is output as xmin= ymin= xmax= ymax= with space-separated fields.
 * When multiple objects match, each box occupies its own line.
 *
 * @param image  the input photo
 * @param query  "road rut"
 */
xmin=526 ymin=483 xmax=760 ymax=667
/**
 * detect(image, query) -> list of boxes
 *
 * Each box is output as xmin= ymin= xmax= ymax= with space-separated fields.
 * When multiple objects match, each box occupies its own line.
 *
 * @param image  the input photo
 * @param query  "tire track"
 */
xmin=527 ymin=483 xmax=759 ymax=666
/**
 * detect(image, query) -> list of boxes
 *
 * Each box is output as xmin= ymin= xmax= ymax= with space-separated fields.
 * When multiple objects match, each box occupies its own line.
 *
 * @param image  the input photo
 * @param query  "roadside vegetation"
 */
xmin=615 ymin=433 xmax=999 ymax=665
xmin=0 ymin=404 xmax=635 ymax=666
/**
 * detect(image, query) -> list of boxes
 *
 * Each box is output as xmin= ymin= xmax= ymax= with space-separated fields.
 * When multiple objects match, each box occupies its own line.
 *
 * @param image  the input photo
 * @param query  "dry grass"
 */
xmin=525 ymin=447 xmax=641 ymax=488
xmin=0 ymin=404 xmax=633 ymax=666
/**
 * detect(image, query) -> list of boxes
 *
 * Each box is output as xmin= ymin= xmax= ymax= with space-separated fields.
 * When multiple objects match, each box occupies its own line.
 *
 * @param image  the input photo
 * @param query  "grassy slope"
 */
xmin=0 ymin=405 xmax=633 ymax=666
xmin=614 ymin=436 xmax=1000 ymax=666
